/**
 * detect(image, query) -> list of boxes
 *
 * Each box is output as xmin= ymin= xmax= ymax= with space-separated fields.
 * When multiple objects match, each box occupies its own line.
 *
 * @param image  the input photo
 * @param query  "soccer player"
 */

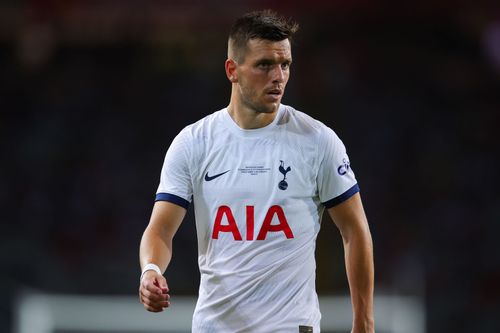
xmin=139 ymin=10 xmax=374 ymax=333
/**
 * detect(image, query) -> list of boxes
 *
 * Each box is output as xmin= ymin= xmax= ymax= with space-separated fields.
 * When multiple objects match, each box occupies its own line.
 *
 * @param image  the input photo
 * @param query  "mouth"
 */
xmin=267 ymin=88 xmax=282 ymax=95
xmin=265 ymin=88 xmax=282 ymax=101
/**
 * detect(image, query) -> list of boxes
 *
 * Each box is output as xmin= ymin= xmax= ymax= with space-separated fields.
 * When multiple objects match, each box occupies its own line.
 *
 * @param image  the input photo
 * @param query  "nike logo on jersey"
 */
xmin=205 ymin=170 xmax=230 ymax=181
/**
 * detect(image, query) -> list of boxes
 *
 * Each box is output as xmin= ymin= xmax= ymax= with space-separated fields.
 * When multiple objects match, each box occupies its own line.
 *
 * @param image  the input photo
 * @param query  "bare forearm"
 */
xmin=140 ymin=226 xmax=172 ymax=273
xmin=344 ymin=228 xmax=374 ymax=332
xmin=138 ymin=202 xmax=186 ymax=313
xmin=139 ymin=201 xmax=186 ymax=273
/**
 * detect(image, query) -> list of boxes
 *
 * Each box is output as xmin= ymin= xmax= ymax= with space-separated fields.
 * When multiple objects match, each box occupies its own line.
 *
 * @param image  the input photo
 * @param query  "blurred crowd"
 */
xmin=1 ymin=1 xmax=499 ymax=332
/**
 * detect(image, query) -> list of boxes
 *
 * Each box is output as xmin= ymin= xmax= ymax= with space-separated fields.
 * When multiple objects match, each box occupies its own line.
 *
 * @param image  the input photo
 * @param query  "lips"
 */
xmin=266 ymin=88 xmax=283 ymax=101
xmin=267 ymin=88 xmax=282 ymax=95
xmin=265 ymin=91 xmax=281 ymax=102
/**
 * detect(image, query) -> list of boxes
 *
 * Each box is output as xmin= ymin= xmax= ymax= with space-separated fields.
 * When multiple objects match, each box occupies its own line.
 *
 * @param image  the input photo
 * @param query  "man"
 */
xmin=139 ymin=10 xmax=374 ymax=333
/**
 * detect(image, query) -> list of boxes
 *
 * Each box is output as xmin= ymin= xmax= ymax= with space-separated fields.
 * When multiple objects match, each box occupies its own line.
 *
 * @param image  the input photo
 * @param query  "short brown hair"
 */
xmin=228 ymin=10 xmax=299 ymax=62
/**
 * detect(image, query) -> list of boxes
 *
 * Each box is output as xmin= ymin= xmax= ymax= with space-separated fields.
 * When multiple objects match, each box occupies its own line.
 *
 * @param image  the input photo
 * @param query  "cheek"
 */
xmin=283 ymin=71 xmax=290 ymax=82
xmin=245 ymin=74 xmax=267 ymax=91
xmin=239 ymin=69 xmax=270 ymax=94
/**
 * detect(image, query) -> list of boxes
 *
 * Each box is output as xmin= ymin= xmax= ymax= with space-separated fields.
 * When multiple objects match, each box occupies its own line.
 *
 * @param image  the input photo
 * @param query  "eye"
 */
xmin=257 ymin=62 xmax=271 ymax=70
xmin=281 ymin=62 xmax=291 ymax=70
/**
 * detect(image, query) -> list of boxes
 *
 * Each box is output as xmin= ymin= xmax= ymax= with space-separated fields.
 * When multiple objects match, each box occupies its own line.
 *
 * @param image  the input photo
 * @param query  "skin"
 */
xmin=139 ymin=37 xmax=375 ymax=332
xmin=225 ymin=38 xmax=292 ymax=129
xmin=328 ymin=193 xmax=375 ymax=333
xmin=139 ymin=201 xmax=185 ymax=312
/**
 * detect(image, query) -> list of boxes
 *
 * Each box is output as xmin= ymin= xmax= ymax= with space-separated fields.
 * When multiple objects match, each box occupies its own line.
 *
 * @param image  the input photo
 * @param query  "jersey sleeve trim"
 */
xmin=155 ymin=193 xmax=190 ymax=209
xmin=322 ymin=183 xmax=360 ymax=208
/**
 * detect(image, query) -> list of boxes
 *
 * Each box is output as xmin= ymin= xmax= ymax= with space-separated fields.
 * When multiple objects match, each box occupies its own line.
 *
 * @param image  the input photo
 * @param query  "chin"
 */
xmin=259 ymin=102 xmax=281 ymax=114
xmin=244 ymin=98 xmax=280 ymax=114
xmin=257 ymin=107 xmax=277 ymax=114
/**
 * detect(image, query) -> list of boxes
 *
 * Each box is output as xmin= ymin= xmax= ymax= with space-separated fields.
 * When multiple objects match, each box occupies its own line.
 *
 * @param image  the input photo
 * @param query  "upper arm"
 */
xmin=152 ymin=128 xmax=193 ymax=239
xmin=317 ymin=126 xmax=358 ymax=208
xmin=156 ymin=128 xmax=193 ymax=208
xmin=327 ymin=192 xmax=370 ymax=239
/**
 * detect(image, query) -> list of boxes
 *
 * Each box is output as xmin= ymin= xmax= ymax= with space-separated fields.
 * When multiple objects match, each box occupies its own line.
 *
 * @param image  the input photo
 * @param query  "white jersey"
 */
xmin=156 ymin=104 xmax=358 ymax=333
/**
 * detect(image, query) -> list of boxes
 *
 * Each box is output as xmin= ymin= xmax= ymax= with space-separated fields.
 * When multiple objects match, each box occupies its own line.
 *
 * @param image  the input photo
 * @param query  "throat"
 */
xmin=227 ymin=104 xmax=278 ymax=129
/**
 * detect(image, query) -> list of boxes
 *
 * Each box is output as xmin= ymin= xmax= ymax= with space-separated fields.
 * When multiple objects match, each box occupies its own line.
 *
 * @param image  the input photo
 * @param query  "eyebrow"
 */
xmin=254 ymin=57 xmax=292 ymax=65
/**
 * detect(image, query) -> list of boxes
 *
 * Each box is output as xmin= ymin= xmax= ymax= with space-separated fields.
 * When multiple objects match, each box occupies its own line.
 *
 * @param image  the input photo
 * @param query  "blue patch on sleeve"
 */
xmin=155 ymin=193 xmax=190 ymax=209
xmin=322 ymin=183 xmax=360 ymax=208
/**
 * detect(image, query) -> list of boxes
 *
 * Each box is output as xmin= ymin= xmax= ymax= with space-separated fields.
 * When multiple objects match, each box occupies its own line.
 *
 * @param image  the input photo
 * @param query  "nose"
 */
xmin=271 ymin=65 xmax=285 ymax=83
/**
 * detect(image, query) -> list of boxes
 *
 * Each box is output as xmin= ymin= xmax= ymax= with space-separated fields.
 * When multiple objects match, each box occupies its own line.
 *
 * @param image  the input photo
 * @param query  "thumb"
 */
xmin=156 ymin=275 xmax=169 ymax=293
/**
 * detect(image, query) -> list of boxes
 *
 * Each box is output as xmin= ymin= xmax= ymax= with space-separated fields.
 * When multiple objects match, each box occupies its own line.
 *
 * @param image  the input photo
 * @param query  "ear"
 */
xmin=225 ymin=59 xmax=238 ymax=83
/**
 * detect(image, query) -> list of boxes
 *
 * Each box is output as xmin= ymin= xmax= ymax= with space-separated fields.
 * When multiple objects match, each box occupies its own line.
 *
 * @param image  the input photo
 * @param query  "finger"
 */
xmin=140 ymin=286 xmax=170 ymax=303
xmin=143 ymin=277 xmax=164 ymax=295
xmin=144 ymin=303 xmax=164 ymax=312
xmin=140 ymin=284 xmax=167 ymax=298
xmin=140 ymin=287 xmax=169 ymax=303
xmin=140 ymin=295 xmax=170 ymax=309
xmin=154 ymin=276 xmax=170 ymax=293
xmin=141 ymin=296 xmax=170 ymax=311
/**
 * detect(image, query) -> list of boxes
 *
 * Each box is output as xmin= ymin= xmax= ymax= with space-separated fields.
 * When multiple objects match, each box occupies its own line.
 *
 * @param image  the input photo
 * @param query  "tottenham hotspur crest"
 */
xmin=278 ymin=160 xmax=291 ymax=190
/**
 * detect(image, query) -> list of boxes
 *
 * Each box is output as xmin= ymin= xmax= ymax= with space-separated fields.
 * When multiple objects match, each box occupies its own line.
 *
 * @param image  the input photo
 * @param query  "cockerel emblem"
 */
xmin=278 ymin=160 xmax=292 ymax=190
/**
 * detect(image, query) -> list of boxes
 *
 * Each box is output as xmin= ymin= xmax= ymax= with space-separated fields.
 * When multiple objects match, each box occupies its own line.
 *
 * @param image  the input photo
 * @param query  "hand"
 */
xmin=139 ymin=270 xmax=170 ymax=312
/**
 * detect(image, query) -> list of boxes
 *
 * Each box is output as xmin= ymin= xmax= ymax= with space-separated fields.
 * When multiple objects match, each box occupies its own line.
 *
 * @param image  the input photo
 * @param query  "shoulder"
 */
xmin=280 ymin=105 xmax=347 ymax=161
xmin=280 ymin=104 xmax=334 ymax=139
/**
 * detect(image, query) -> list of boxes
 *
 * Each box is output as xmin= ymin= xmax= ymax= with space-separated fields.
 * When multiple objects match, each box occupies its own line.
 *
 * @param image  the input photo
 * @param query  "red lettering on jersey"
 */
xmin=246 ymin=206 xmax=254 ymax=241
xmin=256 ymin=205 xmax=294 ymax=240
xmin=212 ymin=205 xmax=242 ymax=241
xmin=212 ymin=205 xmax=294 ymax=241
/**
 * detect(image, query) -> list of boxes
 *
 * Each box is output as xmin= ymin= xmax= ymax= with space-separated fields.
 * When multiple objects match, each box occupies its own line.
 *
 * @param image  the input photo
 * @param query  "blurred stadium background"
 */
xmin=1 ymin=0 xmax=499 ymax=332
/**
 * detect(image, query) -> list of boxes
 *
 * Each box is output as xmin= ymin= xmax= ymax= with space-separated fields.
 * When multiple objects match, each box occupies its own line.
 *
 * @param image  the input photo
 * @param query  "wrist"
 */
xmin=140 ymin=263 xmax=162 ymax=281
xmin=352 ymin=320 xmax=374 ymax=333
xmin=352 ymin=316 xmax=374 ymax=333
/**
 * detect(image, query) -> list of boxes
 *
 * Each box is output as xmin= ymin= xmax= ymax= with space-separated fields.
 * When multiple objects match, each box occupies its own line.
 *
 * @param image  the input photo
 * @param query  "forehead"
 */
xmin=244 ymin=38 xmax=292 ymax=61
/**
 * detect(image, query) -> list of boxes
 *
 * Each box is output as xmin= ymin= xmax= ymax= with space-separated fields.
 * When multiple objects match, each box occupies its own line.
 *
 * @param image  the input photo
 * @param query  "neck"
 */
xmin=227 ymin=100 xmax=279 ymax=130
xmin=227 ymin=103 xmax=277 ymax=129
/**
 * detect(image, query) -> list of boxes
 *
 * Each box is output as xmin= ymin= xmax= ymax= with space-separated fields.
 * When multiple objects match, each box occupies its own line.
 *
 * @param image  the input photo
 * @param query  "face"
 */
xmin=231 ymin=38 xmax=292 ymax=114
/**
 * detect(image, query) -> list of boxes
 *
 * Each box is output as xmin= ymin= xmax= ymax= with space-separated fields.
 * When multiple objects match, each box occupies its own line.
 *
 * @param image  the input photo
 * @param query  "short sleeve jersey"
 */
xmin=156 ymin=104 xmax=359 ymax=333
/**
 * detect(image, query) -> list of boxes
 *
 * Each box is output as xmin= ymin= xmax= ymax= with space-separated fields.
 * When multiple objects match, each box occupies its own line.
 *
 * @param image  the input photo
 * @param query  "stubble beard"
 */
xmin=240 ymin=90 xmax=281 ymax=115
